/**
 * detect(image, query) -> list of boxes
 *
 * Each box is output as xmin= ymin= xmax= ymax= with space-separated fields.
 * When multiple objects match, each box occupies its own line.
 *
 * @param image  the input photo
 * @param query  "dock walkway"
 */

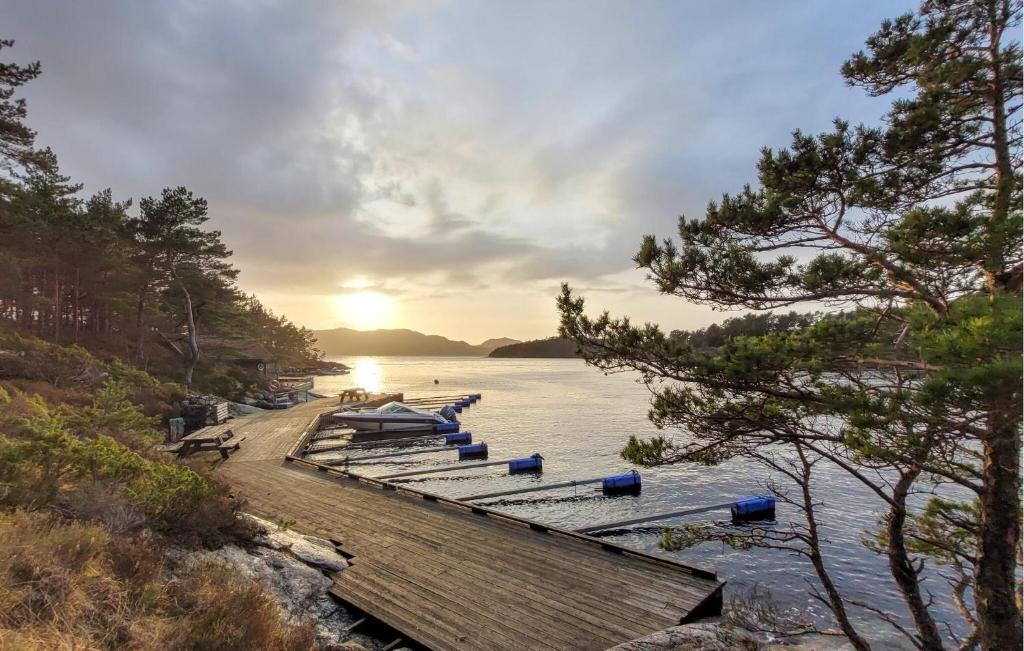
xmin=217 ymin=397 xmax=724 ymax=650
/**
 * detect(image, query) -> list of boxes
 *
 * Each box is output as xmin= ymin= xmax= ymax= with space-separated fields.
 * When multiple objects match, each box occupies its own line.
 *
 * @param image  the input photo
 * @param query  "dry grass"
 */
xmin=0 ymin=512 xmax=316 ymax=650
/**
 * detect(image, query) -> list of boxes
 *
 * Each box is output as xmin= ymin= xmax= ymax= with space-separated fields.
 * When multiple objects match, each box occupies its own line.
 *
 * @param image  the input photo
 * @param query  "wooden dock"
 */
xmin=217 ymin=396 xmax=724 ymax=650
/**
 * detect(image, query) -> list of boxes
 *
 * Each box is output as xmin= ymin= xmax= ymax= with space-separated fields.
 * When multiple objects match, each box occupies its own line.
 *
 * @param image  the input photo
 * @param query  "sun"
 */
xmin=334 ymin=291 xmax=396 ymax=330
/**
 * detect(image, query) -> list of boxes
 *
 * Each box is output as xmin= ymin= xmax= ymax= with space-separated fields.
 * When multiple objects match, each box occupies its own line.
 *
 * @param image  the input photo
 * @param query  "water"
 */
xmin=315 ymin=356 xmax=959 ymax=644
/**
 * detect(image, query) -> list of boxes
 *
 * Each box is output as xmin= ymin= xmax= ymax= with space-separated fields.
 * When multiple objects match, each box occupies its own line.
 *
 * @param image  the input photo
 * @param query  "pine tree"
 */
xmin=559 ymin=1 xmax=1021 ymax=648
xmin=130 ymin=187 xmax=236 ymax=388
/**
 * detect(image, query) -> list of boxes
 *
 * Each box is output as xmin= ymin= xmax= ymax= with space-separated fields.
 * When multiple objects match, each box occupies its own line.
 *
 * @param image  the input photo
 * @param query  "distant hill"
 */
xmin=488 ymin=337 xmax=578 ymax=358
xmin=478 ymin=337 xmax=519 ymax=350
xmin=313 ymin=328 xmax=519 ymax=356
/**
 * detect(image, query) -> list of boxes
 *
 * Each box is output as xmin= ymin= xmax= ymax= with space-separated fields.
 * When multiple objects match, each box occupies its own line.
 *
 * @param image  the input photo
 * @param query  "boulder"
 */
xmin=606 ymin=623 xmax=764 ymax=651
xmin=247 ymin=514 xmax=349 ymax=572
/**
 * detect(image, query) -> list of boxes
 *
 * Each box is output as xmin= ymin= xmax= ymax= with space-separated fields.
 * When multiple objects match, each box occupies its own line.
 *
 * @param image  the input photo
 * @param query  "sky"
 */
xmin=5 ymin=0 xmax=914 ymax=343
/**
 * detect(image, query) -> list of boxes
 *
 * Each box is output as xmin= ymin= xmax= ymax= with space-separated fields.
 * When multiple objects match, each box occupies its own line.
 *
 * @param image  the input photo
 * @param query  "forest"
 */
xmin=0 ymin=39 xmax=320 ymax=395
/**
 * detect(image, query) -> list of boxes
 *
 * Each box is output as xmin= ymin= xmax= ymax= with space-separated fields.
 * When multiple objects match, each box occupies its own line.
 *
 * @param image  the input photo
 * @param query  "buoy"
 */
xmin=445 ymin=431 xmax=472 ymax=445
xmin=439 ymin=406 xmax=458 ymax=422
xmin=601 ymin=470 xmax=642 ymax=496
xmin=731 ymin=496 xmax=776 ymax=521
xmin=458 ymin=442 xmax=488 ymax=460
xmin=452 ymin=405 xmax=463 ymax=413
xmin=434 ymin=379 xmax=439 ymax=385
xmin=434 ymin=421 xmax=460 ymax=434
xmin=508 ymin=454 xmax=544 ymax=474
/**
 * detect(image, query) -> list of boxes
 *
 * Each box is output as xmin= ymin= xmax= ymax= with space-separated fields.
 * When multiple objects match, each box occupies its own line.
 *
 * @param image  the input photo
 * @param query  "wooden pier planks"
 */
xmin=217 ymin=397 xmax=724 ymax=651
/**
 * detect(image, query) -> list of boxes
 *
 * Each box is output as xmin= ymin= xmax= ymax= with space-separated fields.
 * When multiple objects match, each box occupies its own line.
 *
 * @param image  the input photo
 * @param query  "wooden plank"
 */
xmin=376 ymin=458 xmax=510 ymax=479
xmin=458 ymin=477 xmax=604 ymax=502
xmin=342 ymin=559 xmax=569 ymax=650
xmin=576 ymin=503 xmax=735 ymax=534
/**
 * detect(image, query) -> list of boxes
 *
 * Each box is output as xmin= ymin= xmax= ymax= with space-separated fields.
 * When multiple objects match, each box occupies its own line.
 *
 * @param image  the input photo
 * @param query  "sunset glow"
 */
xmin=334 ymin=291 xmax=396 ymax=330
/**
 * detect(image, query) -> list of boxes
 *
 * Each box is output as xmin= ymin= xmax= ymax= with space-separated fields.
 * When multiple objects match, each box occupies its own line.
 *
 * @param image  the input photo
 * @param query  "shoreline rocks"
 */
xmin=606 ymin=623 xmax=765 ymax=650
xmin=171 ymin=514 xmax=385 ymax=650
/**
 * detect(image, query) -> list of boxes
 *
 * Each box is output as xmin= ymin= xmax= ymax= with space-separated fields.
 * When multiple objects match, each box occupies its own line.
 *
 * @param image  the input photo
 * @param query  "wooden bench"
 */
xmin=218 ymin=436 xmax=246 ymax=459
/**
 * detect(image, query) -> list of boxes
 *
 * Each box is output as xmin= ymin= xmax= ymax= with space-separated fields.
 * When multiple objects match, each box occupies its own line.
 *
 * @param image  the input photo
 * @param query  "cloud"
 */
xmin=5 ymin=0 xmax=913 ymax=338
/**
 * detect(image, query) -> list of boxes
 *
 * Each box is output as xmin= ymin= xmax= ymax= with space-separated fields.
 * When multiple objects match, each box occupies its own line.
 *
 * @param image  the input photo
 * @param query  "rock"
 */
xmin=173 ymin=542 xmax=377 ymax=649
xmin=606 ymin=622 xmax=765 ymax=651
xmin=246 ymin=514 xmax=349 ymax=573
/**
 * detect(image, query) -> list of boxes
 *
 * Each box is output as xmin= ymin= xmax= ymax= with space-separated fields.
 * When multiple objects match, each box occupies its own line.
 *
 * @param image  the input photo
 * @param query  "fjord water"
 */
xmin=315 ymin=356 xmax=953 ymax=639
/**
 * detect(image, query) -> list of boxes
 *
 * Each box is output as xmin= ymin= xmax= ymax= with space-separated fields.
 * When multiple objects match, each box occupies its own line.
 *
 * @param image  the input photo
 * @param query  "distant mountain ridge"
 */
xmin=488 ymin=337 xmax=578 ymax=358
xmin=313 ymin=328 xmax=520 ymax=356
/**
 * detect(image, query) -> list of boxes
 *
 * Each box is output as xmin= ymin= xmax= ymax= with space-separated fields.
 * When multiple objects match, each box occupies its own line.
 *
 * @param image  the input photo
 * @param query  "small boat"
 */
xmin=334 ymin=401 xmax=452 ymax=432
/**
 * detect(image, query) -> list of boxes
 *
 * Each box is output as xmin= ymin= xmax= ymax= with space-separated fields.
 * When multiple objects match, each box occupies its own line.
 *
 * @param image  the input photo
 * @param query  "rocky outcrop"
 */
xmin=172 ymin=514 xmax=380 ymax=650
xmin=606 ymin=623 xmax=765 ymax=650
xmin=252 ymin=515 xmax=349 ymax=573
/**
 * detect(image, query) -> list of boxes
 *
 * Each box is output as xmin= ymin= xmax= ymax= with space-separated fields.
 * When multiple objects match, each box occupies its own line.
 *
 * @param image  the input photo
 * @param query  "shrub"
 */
xmin=0 ymin=387 xmax=251 ymax=546
xmin=165 ymin=562 xmax=316 ymax=651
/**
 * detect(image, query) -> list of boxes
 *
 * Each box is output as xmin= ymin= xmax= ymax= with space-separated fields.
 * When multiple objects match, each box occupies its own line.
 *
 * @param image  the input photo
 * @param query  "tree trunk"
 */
xmin=177 ymin=274 xmax=200 ymax=391
xmin=975 ymin=417 xmax=1022 ymax=650
xmin=888 ymin=469 xmax=945 ymax=650
xmin=73 ymin=267 xmax=80 ymax=344
xmin=134 ymin=282 xmax=148 ymax=363
xmin=796 ymin=446 xmax=872 ymax=651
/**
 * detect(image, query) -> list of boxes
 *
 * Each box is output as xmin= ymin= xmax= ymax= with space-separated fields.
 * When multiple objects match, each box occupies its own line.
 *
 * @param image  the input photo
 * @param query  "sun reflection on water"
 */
xmin=349 ymin=358 xmax=383 ymax=393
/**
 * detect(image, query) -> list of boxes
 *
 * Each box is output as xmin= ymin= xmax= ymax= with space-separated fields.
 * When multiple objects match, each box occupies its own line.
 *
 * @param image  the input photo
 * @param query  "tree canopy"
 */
xmin=560 ymin=1 xmax=1021 ymax=649
xmin=0 ymin=40 xmax=320 ymax=392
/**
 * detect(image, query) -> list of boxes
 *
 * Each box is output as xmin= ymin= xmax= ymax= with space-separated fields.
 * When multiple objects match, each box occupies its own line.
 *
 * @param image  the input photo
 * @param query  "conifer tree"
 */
xmin=559 ymin=1 xmax=1021 ymax=648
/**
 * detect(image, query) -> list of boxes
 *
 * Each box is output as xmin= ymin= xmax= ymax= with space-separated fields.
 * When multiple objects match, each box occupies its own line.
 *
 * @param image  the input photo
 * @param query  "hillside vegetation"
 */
xmin=488 ymin=336 xmax=578 ymax=358
xmin=0 ymin=333 xmax=317 ymax=649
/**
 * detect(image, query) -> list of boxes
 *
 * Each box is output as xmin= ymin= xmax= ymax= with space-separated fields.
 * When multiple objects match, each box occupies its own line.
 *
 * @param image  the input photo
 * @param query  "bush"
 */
xmin=0 ymin=387 xmax=251 ymax=546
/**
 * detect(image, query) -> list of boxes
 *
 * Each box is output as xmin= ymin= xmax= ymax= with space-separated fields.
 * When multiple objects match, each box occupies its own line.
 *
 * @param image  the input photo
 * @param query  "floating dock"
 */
xmin=216 ymin=396 xmax=724 ymax=650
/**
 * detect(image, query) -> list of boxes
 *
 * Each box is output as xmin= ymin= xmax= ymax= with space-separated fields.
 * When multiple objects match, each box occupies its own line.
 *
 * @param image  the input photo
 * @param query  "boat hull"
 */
xmin=336 ymin=415 xmax=446 ymax=432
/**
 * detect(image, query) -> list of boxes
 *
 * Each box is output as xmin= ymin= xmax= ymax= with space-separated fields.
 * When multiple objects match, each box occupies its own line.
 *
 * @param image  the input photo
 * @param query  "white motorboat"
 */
xmin=334 ymin=401 xmax=452 ymax=432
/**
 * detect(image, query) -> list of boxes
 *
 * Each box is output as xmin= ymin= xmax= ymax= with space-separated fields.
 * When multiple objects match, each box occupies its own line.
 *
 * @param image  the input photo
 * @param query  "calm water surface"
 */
xmin=314 ymin=356 xmax=956 ymax=642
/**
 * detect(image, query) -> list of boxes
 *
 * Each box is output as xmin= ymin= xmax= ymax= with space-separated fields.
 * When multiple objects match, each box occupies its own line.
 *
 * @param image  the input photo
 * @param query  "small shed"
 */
xmin=200 ymin=337 xmax=282 ymax=380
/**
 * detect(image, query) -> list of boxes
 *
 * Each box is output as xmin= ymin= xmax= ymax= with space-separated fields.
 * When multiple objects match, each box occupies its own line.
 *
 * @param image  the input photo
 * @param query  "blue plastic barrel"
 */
xmin=452 ymin=405 xmax=463 ymax=413
xmin=445 ymin=431 xmax=472 ymax=445
xmin=602 ymin=470 xmax=642 ymax=496
xmin=458 ymin=442 xmax=488 ymax=460
xmin=435 ymin=421 xmax=460 ymax=434
xmin=439 ymin=405 xmax=458 ymax=422
xmin=508 ymin=454 xmax=544 ymax=474
xmin=731 ymin=496 xmax=776 ymax=521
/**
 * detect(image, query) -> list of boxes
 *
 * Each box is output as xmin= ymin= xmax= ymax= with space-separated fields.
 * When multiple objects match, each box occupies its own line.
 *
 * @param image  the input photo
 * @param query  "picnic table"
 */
xmin=177 ymin=423 xmax=234 ymax=457
xmin=339 ymin=387 xmax=368 ymax=403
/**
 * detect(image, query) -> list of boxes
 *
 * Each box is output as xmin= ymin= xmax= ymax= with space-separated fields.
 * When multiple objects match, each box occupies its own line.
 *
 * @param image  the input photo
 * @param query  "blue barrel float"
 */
xmin=445 ymin=431 xmax=472 ymax=445
xmin=602 ymin=470 xmax=642 ymax=496
xmin=439 ymin=406 xmax=458 ymax=422
xmin=731 ymin=496 xmax=776 ymax=521
xmin=508 ymin=454 xmax=544 ymax=475
xmin=452 ymin=404 xmax=463 ymax=413
xmin=434 ymin=421 xmax=460 ymax=434
xmin=458 ymin=442 xmax=488 ymax=460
